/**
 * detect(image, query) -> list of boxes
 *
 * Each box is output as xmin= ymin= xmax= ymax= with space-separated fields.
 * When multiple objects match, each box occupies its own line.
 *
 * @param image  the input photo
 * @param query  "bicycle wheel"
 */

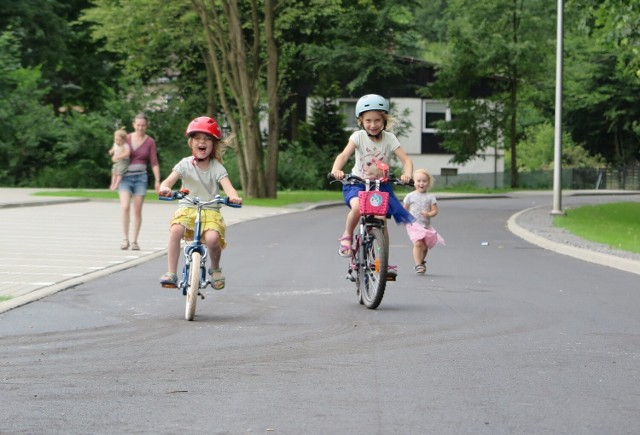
xmin=185 ymin=251 xmax=201 ymax=321
xmin=358 ymin=227 xmax=388 ymax=309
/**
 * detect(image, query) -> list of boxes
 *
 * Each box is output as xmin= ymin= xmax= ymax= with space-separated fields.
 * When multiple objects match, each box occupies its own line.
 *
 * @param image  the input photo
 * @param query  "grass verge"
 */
xmin=553 ymin=202 xmax=640 ymax=254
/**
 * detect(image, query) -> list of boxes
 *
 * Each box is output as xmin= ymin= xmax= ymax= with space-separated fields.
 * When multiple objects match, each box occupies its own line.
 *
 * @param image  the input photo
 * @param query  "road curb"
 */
xmin=507 ymin=206 xmax=640 ymax=276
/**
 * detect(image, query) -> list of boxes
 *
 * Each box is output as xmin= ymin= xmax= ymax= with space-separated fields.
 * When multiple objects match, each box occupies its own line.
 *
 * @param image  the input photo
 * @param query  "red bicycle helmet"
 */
xmin=185 ymin=116 xmax=222 ymax=140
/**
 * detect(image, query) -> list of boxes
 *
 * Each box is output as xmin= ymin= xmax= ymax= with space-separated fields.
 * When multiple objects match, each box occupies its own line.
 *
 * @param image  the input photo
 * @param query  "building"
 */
xmin=305 ymin=57 xmax=505 ymax=188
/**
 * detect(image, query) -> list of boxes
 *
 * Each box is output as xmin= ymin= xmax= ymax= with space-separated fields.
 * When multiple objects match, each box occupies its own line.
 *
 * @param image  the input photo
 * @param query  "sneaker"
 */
xmin=160 ymin=272 xmax=178 ymax=288
xmin=387 ymin=266 xmax=398 ymax=278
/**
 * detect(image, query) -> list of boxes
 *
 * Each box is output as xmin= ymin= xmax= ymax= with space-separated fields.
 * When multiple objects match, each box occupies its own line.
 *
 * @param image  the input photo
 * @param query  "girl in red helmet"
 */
xmin=158 ymin=116 xmax=243 ymax=289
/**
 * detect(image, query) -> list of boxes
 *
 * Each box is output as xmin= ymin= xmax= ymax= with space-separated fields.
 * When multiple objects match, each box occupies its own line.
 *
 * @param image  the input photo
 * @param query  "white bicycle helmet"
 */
xmin=355 ymin=94 xmax=389 ymax=117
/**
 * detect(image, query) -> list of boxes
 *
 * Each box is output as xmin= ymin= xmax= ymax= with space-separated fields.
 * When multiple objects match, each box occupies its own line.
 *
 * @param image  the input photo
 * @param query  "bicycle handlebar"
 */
xmin=327 ymin=173 xmax=414 ymax=187
xmin=159 ymin=190 xmax=242 ymax=208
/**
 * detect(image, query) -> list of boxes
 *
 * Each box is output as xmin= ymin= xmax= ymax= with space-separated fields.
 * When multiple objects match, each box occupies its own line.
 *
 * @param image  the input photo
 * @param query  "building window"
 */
xmin=422 ymin=100 xmax=451 ymax=154
xmin=338 ymin=99 xmax=359 ymax=131
xmin=423 ymin=100 xmax=450 ymax=132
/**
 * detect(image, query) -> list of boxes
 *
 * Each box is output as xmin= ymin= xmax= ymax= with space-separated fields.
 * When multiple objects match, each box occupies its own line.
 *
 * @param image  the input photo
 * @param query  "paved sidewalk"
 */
xmin=0 ymin=188 xmax=298 ymax=313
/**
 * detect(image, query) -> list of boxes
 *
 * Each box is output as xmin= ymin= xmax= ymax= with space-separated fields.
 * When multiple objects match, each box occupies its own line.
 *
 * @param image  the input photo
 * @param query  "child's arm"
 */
xmin=121 ymin=144 xmax=131 ymax=159
xmin=426 ymin=203 xmax=439 ymax=218
xmin=159 ymin=171 xmax=181 ymax=196
xmin=393 ymin=147 xmax=413 ymax=184
xmin=219 ymin=176 xmax=243 ymax=205
xmin=108 ymin=145 xmax=115 ymax=156
xmin=330 ymin=140 xmax=356 ymax=179
xmin=403 ymin=193 xmax=411 ymax=211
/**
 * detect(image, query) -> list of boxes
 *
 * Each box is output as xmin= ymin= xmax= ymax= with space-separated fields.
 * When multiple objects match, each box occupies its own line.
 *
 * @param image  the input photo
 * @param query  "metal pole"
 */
xmin=551 ymin=0 xmax=565 ymax=215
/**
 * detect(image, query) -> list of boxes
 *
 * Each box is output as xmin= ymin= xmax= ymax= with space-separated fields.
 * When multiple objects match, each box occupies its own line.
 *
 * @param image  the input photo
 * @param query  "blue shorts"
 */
xmin=118 ymin=173 xmax=148 ymax=196
xmin=342 ymin=183 xmax=415 ymax=225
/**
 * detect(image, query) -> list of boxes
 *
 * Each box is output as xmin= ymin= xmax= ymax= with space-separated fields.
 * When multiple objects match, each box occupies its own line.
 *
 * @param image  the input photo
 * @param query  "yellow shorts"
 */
xmin=170 ymin=207 xmax=227 ymax=249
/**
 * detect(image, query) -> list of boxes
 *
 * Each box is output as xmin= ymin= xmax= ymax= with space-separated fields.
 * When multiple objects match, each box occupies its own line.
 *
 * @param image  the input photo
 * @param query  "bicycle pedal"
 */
xmin=161 ymin=283 xmax=178 ymax=289
xmin=385 ymin=275 xmax=396 ymax=282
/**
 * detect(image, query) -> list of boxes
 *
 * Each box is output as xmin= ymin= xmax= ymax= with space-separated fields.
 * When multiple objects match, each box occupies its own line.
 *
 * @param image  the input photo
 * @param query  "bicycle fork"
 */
xmin=181 ymin=244 xmax=209 ymax=299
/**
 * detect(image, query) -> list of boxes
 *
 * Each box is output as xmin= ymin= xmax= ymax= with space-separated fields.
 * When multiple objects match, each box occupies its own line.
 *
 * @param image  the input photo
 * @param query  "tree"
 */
xmin=191 ymin=0 xmax=279 ymax=198
xmin=1 ymin=0 xmax=122 ymax=111
xmin=0 ymin=31 xmax=63 ymax=186
xmin=425 ymin=0 xmax=556 ymax=187
xmin=562 ymin=0 xmax=640 ymax=165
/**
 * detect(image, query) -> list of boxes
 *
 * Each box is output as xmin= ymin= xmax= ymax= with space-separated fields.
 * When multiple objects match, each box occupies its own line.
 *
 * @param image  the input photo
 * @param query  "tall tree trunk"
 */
xmin=191 ymin=0 xmax=277 ymax=198
xmin=264 ymin=0 xmax=278 ymax=198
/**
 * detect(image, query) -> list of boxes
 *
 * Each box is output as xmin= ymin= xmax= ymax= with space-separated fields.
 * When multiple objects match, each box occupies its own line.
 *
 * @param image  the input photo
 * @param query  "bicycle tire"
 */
xmin=359 ymin=227 xmax=387 ymax=309
xmin=352 ymin=234 xmax=364 ymax=305
xmin=185 ymin=251 xmax=201 ymax=321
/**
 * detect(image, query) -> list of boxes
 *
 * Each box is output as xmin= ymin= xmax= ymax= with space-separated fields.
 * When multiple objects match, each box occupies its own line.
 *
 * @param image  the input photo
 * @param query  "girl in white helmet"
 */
xmin=330 ymin=94 xmax=414 ymax=278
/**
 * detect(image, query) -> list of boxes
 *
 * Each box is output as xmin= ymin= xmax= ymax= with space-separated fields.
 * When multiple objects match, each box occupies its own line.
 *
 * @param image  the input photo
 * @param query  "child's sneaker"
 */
xmin=160 ymin=272 xmax=178 ymax=288
xmin=386 ymin=265 xmax=398 ymax=281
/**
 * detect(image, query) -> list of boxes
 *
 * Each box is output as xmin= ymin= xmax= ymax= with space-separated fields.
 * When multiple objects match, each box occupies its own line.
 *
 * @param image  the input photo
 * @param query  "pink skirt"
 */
xmin=406 ymin=222 xmax=445 ymax=249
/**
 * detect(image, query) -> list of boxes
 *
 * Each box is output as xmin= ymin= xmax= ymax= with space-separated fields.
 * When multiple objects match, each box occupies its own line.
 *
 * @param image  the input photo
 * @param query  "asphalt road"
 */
xmin=1 ymin=195 xmax=639 ymax=434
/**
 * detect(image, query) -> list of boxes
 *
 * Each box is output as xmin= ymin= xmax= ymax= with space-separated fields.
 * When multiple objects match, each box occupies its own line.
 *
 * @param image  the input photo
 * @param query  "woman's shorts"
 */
xmin=118 ymin=172 xmax=148 ymax=196
xmin=170 ymin=207 xmax=227 ymax=249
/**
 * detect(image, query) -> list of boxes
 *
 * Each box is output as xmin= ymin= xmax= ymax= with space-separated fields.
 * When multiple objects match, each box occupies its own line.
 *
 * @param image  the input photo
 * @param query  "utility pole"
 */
xmin=552 ymin=0 xmax=565 ymax=215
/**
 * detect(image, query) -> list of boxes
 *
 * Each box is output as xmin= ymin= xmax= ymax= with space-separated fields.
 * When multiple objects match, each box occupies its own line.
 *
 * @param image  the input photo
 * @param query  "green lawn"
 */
xmin=553 ymin=202 xmax=640 ymax=254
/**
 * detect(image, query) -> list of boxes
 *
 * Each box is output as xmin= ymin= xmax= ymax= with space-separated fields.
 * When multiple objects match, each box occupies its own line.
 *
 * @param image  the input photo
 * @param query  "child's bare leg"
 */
xmin=204 ymin=230 xmax=224 ymax=289
xmin=343 ymin=197 xmax=360 ymax=237
xmin=112 ymin=174 xmax=122 ymax=190
xmin=160 ymin=224 xmax=184 ymax=286
xmin=110 ymin=173 xmax=117 ymax=191
xmin=166 ymin=224 xmax=185 ymax=274
xmin=339 ymin=198 xmax=360 ymax=256
xmin=413 ymin=240 xmax=427 ymax=265
xmin=204 ymin=230 xmax=221 ymax=270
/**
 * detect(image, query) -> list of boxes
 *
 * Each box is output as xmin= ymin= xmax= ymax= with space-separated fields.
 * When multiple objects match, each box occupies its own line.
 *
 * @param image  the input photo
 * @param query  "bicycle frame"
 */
xmin=179 ymin=204 xmax=208 ymax=295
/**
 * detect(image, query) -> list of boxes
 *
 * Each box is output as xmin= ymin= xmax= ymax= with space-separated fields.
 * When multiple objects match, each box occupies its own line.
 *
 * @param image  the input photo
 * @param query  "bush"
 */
xmin=277 ymin=140 xmax=325 ymax=190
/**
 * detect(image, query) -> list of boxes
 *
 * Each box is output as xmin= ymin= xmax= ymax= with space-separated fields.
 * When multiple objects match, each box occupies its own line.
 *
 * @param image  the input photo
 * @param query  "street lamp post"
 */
xmin=552 ymin=0 xmax=565 ymax=215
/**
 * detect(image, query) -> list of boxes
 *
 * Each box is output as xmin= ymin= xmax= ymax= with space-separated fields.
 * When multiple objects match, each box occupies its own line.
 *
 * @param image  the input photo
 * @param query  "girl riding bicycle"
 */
xmin=330 ymin=94 xmax=414 ymax=278
xmin=158 ymin=116 xmax=242 ymax=289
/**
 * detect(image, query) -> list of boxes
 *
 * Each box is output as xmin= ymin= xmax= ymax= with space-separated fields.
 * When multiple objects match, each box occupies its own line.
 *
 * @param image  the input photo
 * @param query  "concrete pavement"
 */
xmin=0 ymin=188 xmax=299 ymax=313
xmin=1 ymin=188 xmax=638 ymax=314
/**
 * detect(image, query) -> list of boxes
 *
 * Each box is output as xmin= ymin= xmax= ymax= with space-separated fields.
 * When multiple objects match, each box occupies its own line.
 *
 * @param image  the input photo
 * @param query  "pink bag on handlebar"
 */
xmin=358 ymin=191 xmax=389 ymax=216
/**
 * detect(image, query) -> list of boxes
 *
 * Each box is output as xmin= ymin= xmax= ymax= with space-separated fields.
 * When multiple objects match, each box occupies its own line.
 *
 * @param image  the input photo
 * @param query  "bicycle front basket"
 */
xmin=358 ymin=191 xmax=389 ymax=216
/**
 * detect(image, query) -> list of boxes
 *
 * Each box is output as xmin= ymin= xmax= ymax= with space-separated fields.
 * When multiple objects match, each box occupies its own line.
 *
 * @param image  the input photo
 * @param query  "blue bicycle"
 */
xmin=159 ymin=189 xmax=241 ymax=321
